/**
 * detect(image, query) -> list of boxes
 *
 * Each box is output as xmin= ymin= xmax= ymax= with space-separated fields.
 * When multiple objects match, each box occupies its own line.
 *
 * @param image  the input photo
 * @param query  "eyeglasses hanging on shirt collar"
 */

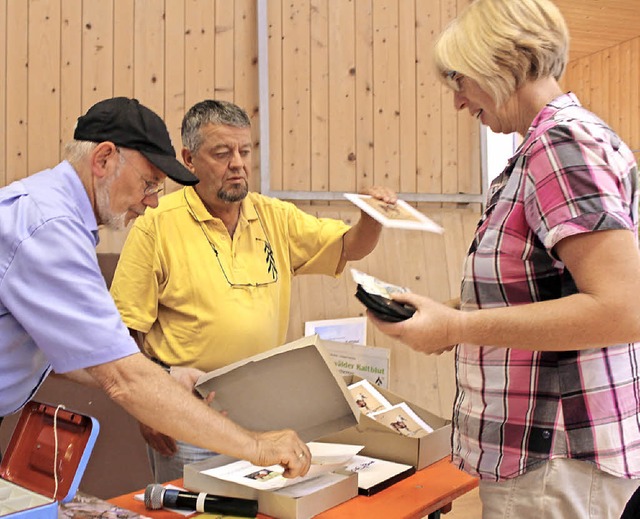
xmin=185 ymin=191 xmax=278 ymax=288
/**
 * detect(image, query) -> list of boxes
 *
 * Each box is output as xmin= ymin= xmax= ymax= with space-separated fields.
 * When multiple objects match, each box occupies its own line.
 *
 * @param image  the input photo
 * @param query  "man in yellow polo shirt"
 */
xmin=110 ymin=99 xmax=395 ymax=482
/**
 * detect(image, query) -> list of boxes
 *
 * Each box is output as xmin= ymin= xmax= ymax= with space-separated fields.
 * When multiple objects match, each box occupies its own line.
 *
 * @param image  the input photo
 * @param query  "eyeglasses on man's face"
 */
xmin=443 ymin=70 xmax=465 ymax=92
xmin=116 ymin=148 xmax=164 ymax=197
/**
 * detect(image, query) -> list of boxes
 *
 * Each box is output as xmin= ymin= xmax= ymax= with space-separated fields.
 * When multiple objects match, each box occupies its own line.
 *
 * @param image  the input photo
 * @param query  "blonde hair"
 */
xmin=434 ymin=0 xmax=569 ymax=105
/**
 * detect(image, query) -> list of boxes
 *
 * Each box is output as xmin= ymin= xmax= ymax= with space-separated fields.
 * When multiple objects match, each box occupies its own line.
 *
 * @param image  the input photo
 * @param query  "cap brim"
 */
xmin=141 ymin=151 xmax=199 ymax=186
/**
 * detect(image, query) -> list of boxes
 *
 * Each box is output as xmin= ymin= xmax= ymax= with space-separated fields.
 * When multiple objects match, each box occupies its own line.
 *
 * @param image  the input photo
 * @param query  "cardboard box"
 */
xmin=319 ymin=375 xmax=451 ymax=470
xmin=185 ymin=335 xmax=362 ymax=519
xmin=0 ymin=401 xmax=99 ymax=517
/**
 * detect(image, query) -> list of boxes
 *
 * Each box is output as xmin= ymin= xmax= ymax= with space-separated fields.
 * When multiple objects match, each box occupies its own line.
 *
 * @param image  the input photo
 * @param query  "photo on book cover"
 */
xmin=344 ymin=193 xmax=444 ymax=233
xmin=369 ymin=402 xmax=434 ymax=437
xmin=348 ymin=379 xmax=393 ymax=415
xmin=200 ymin=442 xmax=364 ymax=492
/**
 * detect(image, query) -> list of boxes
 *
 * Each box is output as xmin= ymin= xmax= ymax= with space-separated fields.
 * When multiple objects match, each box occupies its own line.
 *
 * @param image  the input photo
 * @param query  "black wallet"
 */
xmin=355 ymin=284 xmax=416 ymax=322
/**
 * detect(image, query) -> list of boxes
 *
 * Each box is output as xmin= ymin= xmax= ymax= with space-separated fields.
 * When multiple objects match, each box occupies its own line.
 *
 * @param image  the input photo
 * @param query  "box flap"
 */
xmin=0 ymin=401 xmax=99 ymax=503
xmin=195 ymin=335 xmax=360 ymax=441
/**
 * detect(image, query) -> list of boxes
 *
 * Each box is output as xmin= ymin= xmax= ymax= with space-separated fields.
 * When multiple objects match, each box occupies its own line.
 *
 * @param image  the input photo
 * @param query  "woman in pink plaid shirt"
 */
xmin=372 ymin=0 xmax=640 ymax=517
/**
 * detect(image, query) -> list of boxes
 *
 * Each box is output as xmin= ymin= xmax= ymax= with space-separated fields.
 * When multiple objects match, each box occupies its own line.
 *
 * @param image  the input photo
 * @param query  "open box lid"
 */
xmin=0 ymin=401 xmax=100 ymax=503
xmin=195 ymin=335 xmax=361 ymax=442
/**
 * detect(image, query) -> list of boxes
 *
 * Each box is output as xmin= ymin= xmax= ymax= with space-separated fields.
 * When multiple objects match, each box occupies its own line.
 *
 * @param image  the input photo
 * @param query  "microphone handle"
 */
xmin=173 ymin=490 xmax=259 ymax=517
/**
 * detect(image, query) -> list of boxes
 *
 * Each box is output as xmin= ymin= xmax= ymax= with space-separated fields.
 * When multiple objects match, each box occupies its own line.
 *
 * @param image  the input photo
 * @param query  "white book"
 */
xmin=345 ymin=455 xmax=416 ymax=496
xmin=344 ymin=193 xmax=444 ymax=233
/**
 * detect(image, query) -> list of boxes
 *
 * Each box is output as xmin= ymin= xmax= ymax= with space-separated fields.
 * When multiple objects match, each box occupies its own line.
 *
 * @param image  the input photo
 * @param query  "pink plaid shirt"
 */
xmin=453 ymin=93 xmax=640 ymax=481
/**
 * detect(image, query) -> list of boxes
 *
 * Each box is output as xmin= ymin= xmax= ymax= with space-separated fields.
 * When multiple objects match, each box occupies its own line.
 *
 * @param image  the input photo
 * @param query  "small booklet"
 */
xmin=345 ymin=455 xmax=416 ymax=496
xmin=344 ymin=193 xmax=444 ymax=233
xmin=369 ymin=402 xmax=434 ymax=437
xmin=348 ymin=379 xmax=393 ymax=415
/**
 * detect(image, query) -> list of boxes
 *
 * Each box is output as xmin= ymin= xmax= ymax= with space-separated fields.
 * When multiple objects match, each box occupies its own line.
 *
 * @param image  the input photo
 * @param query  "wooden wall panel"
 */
xmin=266 ymin=0 xmax=283 ymax=190
xmin=328 ymin=1 xmax=356 ymax=193
xmin=310 ymin=0 xmax=329 ymax=192
xmin=60 ymin=0 xmax=82 ymax=157
xmin=0 ymin=0 xmax=6 ymax=186
xmin=1 ymin=0 xmax=481 ymax=197
xmin=281 ymin=0 xmax=311 ymax=191
xmin=113 ymin=0 xmax=134 ymax=98
xmin=354 ymin=0 xmax=374 ymax=192
xmin=416 ymin=0 xmax=442 ymax=194
xmin=184 ymin=0 xmax=215 ymax=110
xmin=5 ymin=0 xmax=28 ymax=184
xmin=372 ymin=0 xmax=400 ymax=190
xmin=28 ymin=0 xmax=60 ymax=175
xmin=563 ymin=35 xmax=640 ymax=153
xmin=399 ymin=0 xmax=417 ymax=193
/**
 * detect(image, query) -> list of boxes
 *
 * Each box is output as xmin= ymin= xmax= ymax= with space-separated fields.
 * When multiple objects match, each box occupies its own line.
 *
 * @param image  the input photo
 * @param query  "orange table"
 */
xmin=109 ymin=457 xmax=478 ymax=519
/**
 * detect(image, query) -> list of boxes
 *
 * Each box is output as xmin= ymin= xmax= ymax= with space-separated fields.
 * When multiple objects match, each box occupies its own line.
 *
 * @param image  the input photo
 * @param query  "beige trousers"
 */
xmin=479 ymin=458 xmax=640 ymax=519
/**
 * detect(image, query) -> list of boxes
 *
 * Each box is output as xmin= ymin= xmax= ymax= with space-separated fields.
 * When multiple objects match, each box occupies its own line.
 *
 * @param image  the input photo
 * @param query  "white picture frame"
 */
xmin=343 ymin=193 xmax=444 ymax=233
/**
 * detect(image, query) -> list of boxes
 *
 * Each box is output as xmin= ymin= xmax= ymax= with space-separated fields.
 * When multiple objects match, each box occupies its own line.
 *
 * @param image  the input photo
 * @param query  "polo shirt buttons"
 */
xmin=542 ymin=430 xmax=551 ymax=440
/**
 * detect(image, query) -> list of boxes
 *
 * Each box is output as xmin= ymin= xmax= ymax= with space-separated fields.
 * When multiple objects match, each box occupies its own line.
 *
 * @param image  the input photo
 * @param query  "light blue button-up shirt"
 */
xmin=0 ymin=161 xmax=138 ymax=415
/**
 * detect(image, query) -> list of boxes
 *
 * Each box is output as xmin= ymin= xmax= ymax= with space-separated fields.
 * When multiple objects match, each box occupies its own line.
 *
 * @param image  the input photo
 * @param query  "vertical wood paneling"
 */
xmin=134 ymin=0 xmax=164 ymax=115
xmin=60 ymin=0 xmax=82 ymax=152
xmin=440 ymin=0 xmax=457 ymax=195
xmin=215 ymin=0 xmax=234 ymax=102
xmin=28 ymin=0 xmax=60 ymax=175
xmin=618 ymin=41 xmax=631 ymax=144
xmin=281 ymin=0 xmax=311 ymax=190
xmin=608 ymin=46 xmax=620 ymax=132
xmin=233 ymin=0 xmax=260 ymax=192
xmin=0 ymin=0 xmax=7 ymax=185
xmin=184 ymin=0 xmax=215 ymax=111
xmin=267 ymin=0 xmax=283 ymax=190
xmin=82 ymin=1 xmax=114 ymax=109
xmin=631 ymin=38 xmax=640 ymax=151
xmin=310 ymin=0 xmax=329 ymax=192
xmin=399 ymin=0 xmax=417 ymax=193
xmin=328 ymin=0 xmax=356 ymax=193
xmin=416 ymin=0 xmax=442 ymax=194
xmin=113 ymin=0 xmax=134 ymax=98
xmin=372 ymin=0 xmax=400 ymax=189
xmin=564 ymin=36 xmax=640 ymax=153
xmin=354 ymin=0 xmax=374 ymax=192
xmin=6 ymin=0 xmax=29 ymax=183
xmin=164 ymin=0 xmax=187 ymax=185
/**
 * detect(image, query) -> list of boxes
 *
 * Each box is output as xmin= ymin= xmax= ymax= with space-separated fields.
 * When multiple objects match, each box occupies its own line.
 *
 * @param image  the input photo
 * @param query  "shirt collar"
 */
xmin=183 ymin=187 xmax=258 ymax=223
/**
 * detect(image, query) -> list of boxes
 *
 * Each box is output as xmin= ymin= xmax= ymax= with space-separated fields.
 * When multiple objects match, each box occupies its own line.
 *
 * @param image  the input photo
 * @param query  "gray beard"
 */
xmin=96 ymin=167 xmax=127 ymax=230
xmin=217 ymin=183 xmax=248 ymax=203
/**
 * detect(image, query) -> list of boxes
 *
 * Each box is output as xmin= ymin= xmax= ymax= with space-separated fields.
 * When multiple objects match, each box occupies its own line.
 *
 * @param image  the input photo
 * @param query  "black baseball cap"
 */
xmin=74 ymin=97 xmax=198 ymax=186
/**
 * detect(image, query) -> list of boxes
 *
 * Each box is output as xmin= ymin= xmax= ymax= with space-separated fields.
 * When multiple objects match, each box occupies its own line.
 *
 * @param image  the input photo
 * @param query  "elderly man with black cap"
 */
xmin=0 ymin=97 xmax=311 ymax=477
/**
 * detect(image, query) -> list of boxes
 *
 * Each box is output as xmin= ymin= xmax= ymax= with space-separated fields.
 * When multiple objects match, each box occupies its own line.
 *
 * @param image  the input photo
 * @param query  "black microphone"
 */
xmin=144 ymin=483 xmax=258 ymax=517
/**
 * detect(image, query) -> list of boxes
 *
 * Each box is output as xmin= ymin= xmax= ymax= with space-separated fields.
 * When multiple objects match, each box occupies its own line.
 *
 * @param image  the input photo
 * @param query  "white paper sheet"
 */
xmin=200 ymin=442 xmax=364 ymax=491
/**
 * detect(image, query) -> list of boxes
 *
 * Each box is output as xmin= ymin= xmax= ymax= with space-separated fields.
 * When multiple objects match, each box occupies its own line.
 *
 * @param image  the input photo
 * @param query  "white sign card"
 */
xmin=304 ymin=319 xmax=389 ymax=388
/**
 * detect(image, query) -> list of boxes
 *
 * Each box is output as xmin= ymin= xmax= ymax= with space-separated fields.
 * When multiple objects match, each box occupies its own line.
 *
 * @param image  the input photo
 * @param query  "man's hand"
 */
xmin=342 ymin=186 xmax=398 ymax=262
xmin=139 ymin=422 xmax=178 ymax=456
xmin=169 ymin=366 xmax=215 ymax=403
xmin=250 ymin=429 xmax=311 ymax=478
xmin=360 ymin=185 xmax=398 ymax=205
xmin=369 ymin=292 xmax=462 ymax=355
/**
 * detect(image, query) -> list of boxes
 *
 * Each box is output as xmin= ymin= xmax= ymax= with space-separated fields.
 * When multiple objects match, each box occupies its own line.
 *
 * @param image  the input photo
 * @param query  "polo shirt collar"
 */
xmin=184 ymin=186 xmax=258 ymax=223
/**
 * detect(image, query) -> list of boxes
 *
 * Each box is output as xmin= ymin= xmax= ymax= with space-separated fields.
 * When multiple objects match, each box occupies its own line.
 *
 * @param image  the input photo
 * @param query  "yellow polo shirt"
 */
xmin=110 ymin=187 xmax=349 ymax=371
